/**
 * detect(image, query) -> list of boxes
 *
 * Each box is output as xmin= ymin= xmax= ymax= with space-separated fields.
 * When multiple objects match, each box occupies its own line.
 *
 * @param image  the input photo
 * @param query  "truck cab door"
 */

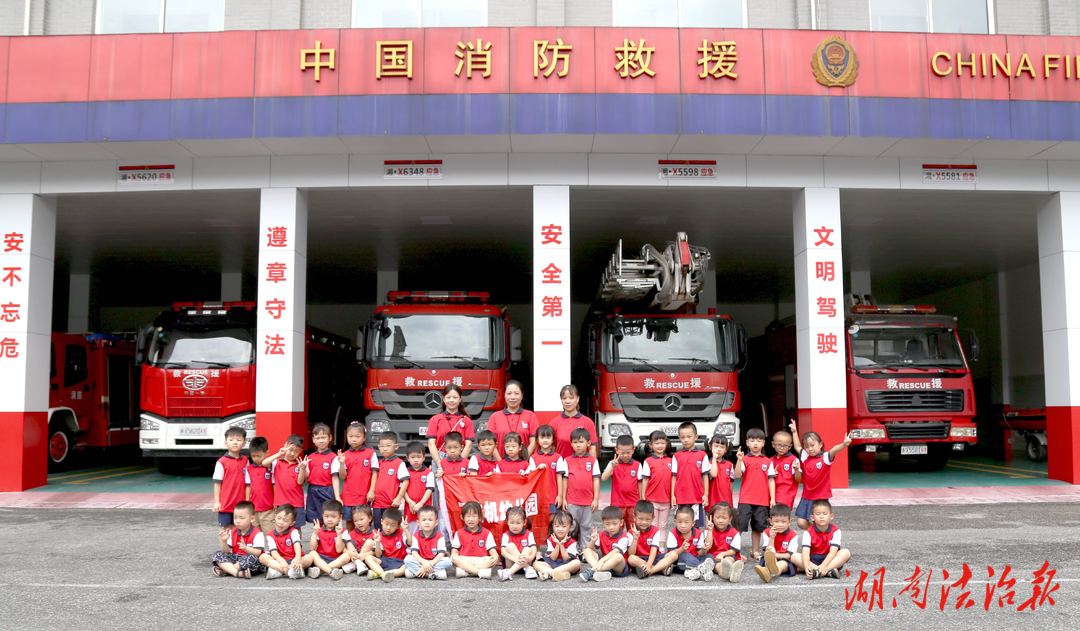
xmin=107 ymin=352 xmax=137 ymax=446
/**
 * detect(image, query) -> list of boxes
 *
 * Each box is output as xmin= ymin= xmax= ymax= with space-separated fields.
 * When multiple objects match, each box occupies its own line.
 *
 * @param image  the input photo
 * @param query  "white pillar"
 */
xmin=0 ymin=194 xmax=55 ymax=491
xmin=793 ymin=188 xmax=848 ymax=487
xmin=533 ymin=186 xmax=571 ymax=418
xmin=256 ymin=188 xmax=308 ymax=448
xmin=376 ymin=270 xmax=398 ymax=305
xmin=1037 ymin=192 xmax=1080 ymax=483
xmin=221 ymin=272 xmax=242 ymax=302
xmin=67 ymin=273 xmax=90 ymax=333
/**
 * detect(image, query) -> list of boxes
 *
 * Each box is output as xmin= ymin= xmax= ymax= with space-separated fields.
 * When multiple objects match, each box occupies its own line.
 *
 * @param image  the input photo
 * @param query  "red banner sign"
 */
xmin=442 ymin=469 xmax=551 ymax=543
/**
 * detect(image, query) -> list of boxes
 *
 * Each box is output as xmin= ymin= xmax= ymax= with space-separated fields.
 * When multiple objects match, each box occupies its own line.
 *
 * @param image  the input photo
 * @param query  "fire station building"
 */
xmin=1 ymin=0 xmax=1080 ymax=492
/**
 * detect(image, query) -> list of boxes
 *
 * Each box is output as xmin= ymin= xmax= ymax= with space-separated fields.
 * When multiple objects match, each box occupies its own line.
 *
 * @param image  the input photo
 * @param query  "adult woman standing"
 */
xmin=426 ymin=384 xmax=474 ymax=462
xmin=551 ymin=384 xmax=598 ymax=459
xmin=485 ymin=380 xmax=539 ymax=458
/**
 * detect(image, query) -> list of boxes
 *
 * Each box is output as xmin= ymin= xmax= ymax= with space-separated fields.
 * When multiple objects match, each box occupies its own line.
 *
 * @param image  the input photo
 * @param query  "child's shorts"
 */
xmin=379 ymin=557 xmax=405 ymax=570
xmin=217 ymin=512 xmax=234 ymax=527
xmin=737 ymin=503 xmax=769 ymax=533
xmin=795 ymin=498 xmax=815 ymax=522
xmin=760 ymin=555 xmax=797 ymax=577
xmin=292 ymin=507 xmax=307 ymax=528
xmin=542 ymin=556 xmax=572 ymax=569
xmin=810 ymin=552 xmax=844 ymax=571
xmin=306 ymin=485 xmax=336 ymax=524
xmin=342 ymin=503 xmax=369 ymax=522
xmin=319 ymin=553 xmax=340 ymax=564
xmin=611 ymin=561 xmax=630 ymax=577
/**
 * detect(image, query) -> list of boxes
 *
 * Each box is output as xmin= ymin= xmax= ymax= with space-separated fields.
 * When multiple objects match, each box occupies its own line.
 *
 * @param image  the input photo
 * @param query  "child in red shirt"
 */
xmin=212 ymin=501 xmax=265 ymax=578
xmin=581 ymin=506 xmax=631 ymax=581
xmin=529 ymin=425 xmax=565 ymax=528
xmin=337 ymin=422 xmax=379 ymax=529
xmin=372 ymin=432 xmax=410 ymax=527
xmin=602 ymin=435 xmax=641 ymax=532
xmin=450 ymin=501 xmax=500 ymax=579
xmin=755 ymin=503 xmax=800 ymax=583
xmin=736 ymin=427 xmax=776 ymax=558
xmin=494 ymin=432 xmax=534 ymax=475
xmin=346 ymin=504 xmax=377 ymax=576
xmin=626 ymin=500 xmax=675 ymax=578
xmin=435 ymin=432 xmax=469 ymax=538
xmin=259 ymin=503 xmax=308 ymax=579
xmin=638 ymin=430 xmax=673 ymax=535
xmin=270 ymin=435 xmax=308 ymax=528
xmin=365 ymin=507 xmax=412 ymax=583
xmin=790 ymin=419 xmax=852 ymax=530
xmin=403 ymin=441 xmax=435 ymax=534
xmin=303 ymin=500 xmax=352 ymax=580
xmin=212 ymin=427 xmax=249 ymax=528
xmin=243 ymin=436 xmax=275 ymax=534
xmin=706 ymin=501 xmax=744 ymax=583
xmin=771 ymin=428 xmax=802 ymax=511
xmin=707 ymin=435 xmax=734 ymax=512
xmin=556 ymin=428 xmax=600 ymax=534
xmin=671 ymin=422 xmax=710 ymax=528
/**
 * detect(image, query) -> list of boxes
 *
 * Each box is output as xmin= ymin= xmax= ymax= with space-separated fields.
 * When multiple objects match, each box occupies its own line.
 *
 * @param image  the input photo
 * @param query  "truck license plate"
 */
xmin=418 ymin=426 xmax=426 ymax=435
xmin=661 ymin=426 xmax=679 ymax=436
xmin=901 ymin=445 xmax=928 ymax=455
xmin=179 ymin=427 xmax=208 ymax=436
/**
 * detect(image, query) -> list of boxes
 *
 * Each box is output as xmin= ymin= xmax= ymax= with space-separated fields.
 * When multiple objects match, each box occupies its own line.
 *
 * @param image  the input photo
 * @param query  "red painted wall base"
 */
xmin=0 ymin=411 xmax=47 ymax=491
xmin=256 ymin=411 xmax=308 ymax=452
xmin=1046 ymin=406 xmax=1080 ymax=484
xmin=797 ymin=407 xmax=849 ymax=490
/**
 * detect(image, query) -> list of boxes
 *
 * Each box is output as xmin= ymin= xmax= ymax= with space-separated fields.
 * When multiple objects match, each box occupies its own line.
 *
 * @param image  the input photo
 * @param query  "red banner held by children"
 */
xmin=443 ymin=470 xmax=550 ymax=543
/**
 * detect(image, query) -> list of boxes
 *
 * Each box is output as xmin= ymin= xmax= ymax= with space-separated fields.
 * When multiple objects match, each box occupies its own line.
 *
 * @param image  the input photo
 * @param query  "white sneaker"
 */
xmin=729 ymin=560 xmax=744 ymax=583
xmin=330 ymin=568 xmax=344 ymax=580
xmin=455 ymin=567 xmax=468 ymax=579
xmin=685 ymin=568 xmax=702 ymax=581
xmin=478 ymin=568 xmax=492 ymax=580
xmin=307 ymin=567 xmax=320 ymax=579
xmin=287 ymin=567 xmax=303 ymax=580
xmin=342 ymin=562 xmax=356 ymax=574
xmin=497 ymin=569 xmax=512 ymax=581
xmin=355 ymin=564 xmax=368 ymax=576
xmin=700 ymin=564 xmax=714 ymax=582
xmin=432 ymin=570 xmax=448 ymax=580
xmin=266 ymin=568 xmax=283 ymax=580
xmin=524 ymin=567 xmax=538 ymax=579
xmin=719 ymin=557 xmax=734 ymax=580
xmin=592 ymin=571 xmax=612 ymax=582
xmin=699 ymin=557 xmax=716 ymax=576
xmin=405 ymin=568 xmax=417 ymax=579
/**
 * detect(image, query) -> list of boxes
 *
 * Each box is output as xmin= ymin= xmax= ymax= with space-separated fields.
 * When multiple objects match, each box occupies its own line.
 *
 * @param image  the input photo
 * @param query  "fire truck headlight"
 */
xmin=141 ymin=438 xmax=159 ymax=445
xmin=229 ymin=417 xmax=256 ymax=430
xmin=950 ymin=427 xmax=976 ymax=438
xmin=714 ymin=422 xmax=735 ymax=436
xmin=608 ymin=424 xmax=631 ymax=437
xmin=140 ymin=418 xmax=161 ymax=431
xmin=369 ymin=420 xmax=391 ymax=434
xmin=851 ymin=429 xmax=885 ymax=439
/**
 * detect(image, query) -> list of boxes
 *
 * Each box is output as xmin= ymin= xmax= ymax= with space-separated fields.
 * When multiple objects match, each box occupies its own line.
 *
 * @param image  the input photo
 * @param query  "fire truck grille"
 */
xmin=865 ymin=390 xmax=963 ymax=413
xmin=167 ymin=397 xmax=224 ymax=417
xmin=617 ymin=392 xmax=733 ymax=420
xmin=376 ymin=389 xmax=493 ymax=421
xmin=884 ymin=422 xmax=951 ymax=440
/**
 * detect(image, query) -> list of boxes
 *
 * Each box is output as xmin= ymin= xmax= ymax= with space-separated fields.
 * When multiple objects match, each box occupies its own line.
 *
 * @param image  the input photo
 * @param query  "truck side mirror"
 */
xmin=509 ymin=326 xmax=523 ymax=362
xmin=135 ymin=324 xmax=154 ymax=365
xmin=355 ymin=327 xmax=365 ymax=361
xmin=735 ymin=324 xmax=748 ymax=372
xmin=964 ymin=329 xmax=980 ymax=362
xmin=587 ymin=326 xmax=598 ymax=367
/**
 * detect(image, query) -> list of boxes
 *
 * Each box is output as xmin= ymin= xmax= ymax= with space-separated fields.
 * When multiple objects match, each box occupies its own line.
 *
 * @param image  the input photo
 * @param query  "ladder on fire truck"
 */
xmin=598 ymin=232 xmax=711 ymax=311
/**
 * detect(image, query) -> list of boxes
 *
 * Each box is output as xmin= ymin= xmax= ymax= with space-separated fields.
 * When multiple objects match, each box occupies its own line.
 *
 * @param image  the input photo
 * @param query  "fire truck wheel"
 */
xmin=47 ymin=421 xmax=76 ymax=472
xmin=1025 ymin=436 xmax=1047 ymax=462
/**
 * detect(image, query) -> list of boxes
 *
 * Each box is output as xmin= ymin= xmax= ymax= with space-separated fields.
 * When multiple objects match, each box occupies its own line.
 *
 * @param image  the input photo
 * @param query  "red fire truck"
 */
xmin=579 ymin=234 xmax=747 ymax=457
xmin=48 ymin=333 xmax=138 ymax=471
xmin=136 ymin=301 xmax=357 ymax=473
xmin=754 ymin=295 xmax=979 ymax=470
xmin=358 ymin=291 xmax=522 ymax=446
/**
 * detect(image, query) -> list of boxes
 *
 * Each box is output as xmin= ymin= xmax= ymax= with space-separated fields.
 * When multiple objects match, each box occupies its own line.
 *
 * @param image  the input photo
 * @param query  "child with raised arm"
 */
xmin=243 ymin=436 xmax=276 ymax=534
xmin=580 ymin=506 xmax=631 ymax=582
xmin=771 ymin=428 xmax=802 ymax=513
xmin=755 ymin=503 xmax=800 ymax=583
xmin=671 ymin=422 xmax=710 ymax=528
xmin=435 ymin=431 xmax=468 ymax=538
xmin=499 ymin=506 xmax=538 ymax=581
xmin=450 ymin=501 xmax=500 ymax=579
xmin=404 ymin=506 xmax=451 ymax=580
xmin=259 ymin=503 xmax=308 ymax=580
xmin=706 ymin=501 xmax=743 ymax=583
xmin=372 ymin=432 xmax=410 ymax=526
xmin=303 ymin=500 xmax=352 ymax=580
xmin=707 ymin=435 xmax=735 ymax=511
xmin=790 ymin=419 xmax=852 ymax=530
xmin=305 ymin=423 xmax=340 ymax=528
xmin=795 ymin=499 xmax=851 ymax=580
xmin=664 ymin=505 xmax=714 ymax=581
xmin=212 ymin=427 xmax=249 ymax=528
xmin=627 ymin=500 xmax=675 ymax=579
xmin=602 ymin=434 xmax=641 ymax=532
xmin=736 ymin=427 xmax=776 ymax=559
xmin=529 ymin=425 xmax=565 ymax=522
xmin=556 ymin=428 xmax=601 ymax=533
xmin=366 ymin=507 xmax=411 ymax=583
xmin=638 ymin=430 xmax=673 ymax=535
xmin=346 ymin=504 xmax=377 ymax=577
xmin=468 ymin=430 xmax=500 ymax=476
xmin=212 ymin=501 xmax=265 ymax=578
xmin=494 ymin=432 xmax=534 ymax=475
xmin=270 ymin=435 xmax=308 ymax=529
xmin=533 ymin=510 xmax=581 ymax=581
xmin=403 ymin=441 xmax=435 ymax=534
xmin=336 ymin=421 xmax=378 ymax=529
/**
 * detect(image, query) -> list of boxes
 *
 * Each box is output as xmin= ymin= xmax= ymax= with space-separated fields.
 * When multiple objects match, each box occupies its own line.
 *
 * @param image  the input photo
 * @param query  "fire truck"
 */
xmin=136 ymin=301 xmax=357 ymax=473
xmin=752 ymin=295 xmax=979 ymax=470
xmin=579 ymin=233 xmax=747 ymax=457
xmin=48 ymin=333 xmax=138 ymax=471
xmin=358 ymin=291 xmax=522 ymax=447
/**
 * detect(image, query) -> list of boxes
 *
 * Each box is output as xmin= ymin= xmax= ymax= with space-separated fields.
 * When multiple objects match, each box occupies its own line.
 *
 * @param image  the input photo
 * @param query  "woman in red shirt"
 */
xmin=426 ymin=384 xmax=475 ymax=461
xmin=485 ymin=380 xmax=539 ymax=459
xmin=551 ymin=384 xmax=598 ymax=459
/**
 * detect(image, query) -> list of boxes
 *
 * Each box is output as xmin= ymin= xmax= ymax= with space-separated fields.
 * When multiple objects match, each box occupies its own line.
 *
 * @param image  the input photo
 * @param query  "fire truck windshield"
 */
xmin=147 ymin=326 xmax=255 ymax=368
xmin=370 ymin=315 xmax=496 ymax=365
xmin=606 ymin=318 xmax=733 ymax=368
xmin=850 ymin=327 xmax=965 ymax=369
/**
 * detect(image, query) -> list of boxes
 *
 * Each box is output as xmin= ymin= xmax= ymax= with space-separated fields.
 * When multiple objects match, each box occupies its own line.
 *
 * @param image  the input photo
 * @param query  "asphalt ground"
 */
xmin=0 ymin=503 xmax=1075 ymax=630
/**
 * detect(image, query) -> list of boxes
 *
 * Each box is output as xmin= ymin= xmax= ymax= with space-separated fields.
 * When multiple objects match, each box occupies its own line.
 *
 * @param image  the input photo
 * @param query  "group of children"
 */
xmin=211 ymin=416 xmax=853 ymax=584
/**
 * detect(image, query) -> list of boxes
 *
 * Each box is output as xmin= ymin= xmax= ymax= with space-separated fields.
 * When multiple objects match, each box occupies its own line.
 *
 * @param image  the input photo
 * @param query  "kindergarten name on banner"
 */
xmin=442 ymin=469 xmax=551 ymax=544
